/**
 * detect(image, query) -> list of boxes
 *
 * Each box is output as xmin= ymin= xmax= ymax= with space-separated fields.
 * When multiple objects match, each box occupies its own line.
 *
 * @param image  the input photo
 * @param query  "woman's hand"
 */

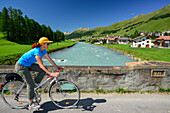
xmin=59 ymin=67 xmax=64 ymax=71
xmin=50 ymin=72 xmax=59 ymax=77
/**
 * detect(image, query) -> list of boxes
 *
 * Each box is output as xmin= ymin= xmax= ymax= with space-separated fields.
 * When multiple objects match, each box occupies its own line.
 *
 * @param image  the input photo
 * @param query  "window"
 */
xmin=147 ymin=41 xmax=149 ymax=43
xmin=142 ymin=43 xmax=144 ymax=45
xmin=143 ymin=39 xmax=145 ymax=41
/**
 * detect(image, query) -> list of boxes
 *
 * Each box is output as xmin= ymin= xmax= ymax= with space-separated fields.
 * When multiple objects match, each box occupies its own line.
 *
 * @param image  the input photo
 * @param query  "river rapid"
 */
xmin=43 ymin=42 xmax=135 ymax=66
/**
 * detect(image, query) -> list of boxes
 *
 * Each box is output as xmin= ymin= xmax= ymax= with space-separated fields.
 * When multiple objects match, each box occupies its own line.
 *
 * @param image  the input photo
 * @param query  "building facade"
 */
xmin=131 ymin=36 xmax=153 ymax=48
xmin=155 ymin=36 xmax=170 ymax=47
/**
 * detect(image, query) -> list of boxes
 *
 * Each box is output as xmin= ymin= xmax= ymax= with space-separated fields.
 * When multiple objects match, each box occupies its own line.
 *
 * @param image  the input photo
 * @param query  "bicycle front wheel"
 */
xmin=1 ymin=80 xmax=29 ymax=109
xmin=49 ymin=80 xmax=80 ymax=109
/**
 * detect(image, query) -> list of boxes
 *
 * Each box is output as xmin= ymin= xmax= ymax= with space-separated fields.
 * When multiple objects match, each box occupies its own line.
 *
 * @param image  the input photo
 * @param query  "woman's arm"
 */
xmin=44 ymin=54 xmax=59 ymax=69
xmin=35 ymin=55 xmax=52 ymax=75
xmin=35 ymin=55 xmax=59 ymax=77
xmin=35 ymin=55 xmax=51 ymax=75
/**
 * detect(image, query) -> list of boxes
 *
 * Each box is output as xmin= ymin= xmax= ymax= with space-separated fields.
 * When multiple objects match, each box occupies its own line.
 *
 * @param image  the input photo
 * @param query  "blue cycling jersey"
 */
xmin=18 ymin=47 xmax=47 ymax=67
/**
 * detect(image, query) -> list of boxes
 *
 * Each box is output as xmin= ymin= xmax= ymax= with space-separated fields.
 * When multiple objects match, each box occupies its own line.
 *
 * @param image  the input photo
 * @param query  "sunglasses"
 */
xmin=45 ymin=43 xmax=50 ymax=45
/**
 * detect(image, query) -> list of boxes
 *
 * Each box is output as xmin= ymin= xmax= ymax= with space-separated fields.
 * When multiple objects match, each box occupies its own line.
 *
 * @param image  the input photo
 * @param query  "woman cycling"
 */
xmin=15 ymin=37 xmax=61 ymax=110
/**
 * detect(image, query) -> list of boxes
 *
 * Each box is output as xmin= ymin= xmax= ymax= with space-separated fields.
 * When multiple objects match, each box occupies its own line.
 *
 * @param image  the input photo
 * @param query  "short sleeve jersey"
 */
xmin=18 ymin=47 xmax=47 ymax=67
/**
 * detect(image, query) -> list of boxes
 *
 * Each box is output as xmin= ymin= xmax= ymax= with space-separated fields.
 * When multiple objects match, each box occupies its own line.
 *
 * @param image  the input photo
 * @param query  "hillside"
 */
xmin=66 ymin=5 xmax=170 ymax=39
xmin=65 ymin=27 xmax=90 ymax=39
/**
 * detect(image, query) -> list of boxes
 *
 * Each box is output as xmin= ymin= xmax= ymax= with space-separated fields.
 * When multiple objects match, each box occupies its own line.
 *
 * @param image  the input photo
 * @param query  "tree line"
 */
xmin=0 ymin=6 xmax=64 ymax=43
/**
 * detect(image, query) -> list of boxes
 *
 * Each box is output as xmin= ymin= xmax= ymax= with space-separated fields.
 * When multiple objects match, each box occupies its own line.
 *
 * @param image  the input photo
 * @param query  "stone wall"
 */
xmin=0 ymin=61 xmax=170 ymax=91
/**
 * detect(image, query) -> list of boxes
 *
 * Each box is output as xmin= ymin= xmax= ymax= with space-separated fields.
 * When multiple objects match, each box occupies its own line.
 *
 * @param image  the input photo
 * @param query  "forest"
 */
xmin=0 ymin=6 xmax=64 ymax=44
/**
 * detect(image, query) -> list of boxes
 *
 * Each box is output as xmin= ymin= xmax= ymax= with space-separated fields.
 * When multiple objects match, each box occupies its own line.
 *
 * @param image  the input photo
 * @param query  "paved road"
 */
xmin=0 ymin=93 xmax=170 ymax=113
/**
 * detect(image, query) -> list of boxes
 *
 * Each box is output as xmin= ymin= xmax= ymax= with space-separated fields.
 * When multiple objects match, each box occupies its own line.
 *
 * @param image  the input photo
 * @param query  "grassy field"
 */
xmin=0 ymin=36 xmax=76 ymax=65
xmin=100 ymin=44 xmax=170 ymax=62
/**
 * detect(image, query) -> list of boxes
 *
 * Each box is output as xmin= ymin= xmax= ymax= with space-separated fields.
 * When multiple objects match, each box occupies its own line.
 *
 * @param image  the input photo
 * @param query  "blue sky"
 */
xmin=0 ymin=0 xmax=169 ymax=32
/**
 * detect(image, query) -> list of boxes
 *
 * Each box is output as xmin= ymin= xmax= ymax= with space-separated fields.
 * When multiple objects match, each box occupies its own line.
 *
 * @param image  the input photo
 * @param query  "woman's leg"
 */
xmin=29 ymin=63 xmax=46 ymax=84
xmin=15 ymin=62 xmax=35 ymax=101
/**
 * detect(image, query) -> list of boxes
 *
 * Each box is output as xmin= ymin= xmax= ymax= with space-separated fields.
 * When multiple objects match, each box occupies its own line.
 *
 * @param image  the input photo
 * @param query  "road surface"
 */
xmin=0 ymin=93 xmax=170 ymax=113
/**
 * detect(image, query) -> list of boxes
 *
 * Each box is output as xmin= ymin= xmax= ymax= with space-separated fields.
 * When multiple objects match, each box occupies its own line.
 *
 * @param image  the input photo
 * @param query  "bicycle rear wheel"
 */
xmin=1 ymin=80 xmax=29 ymax=109
xmin=49 ymin=80 xmax=80 ymax=109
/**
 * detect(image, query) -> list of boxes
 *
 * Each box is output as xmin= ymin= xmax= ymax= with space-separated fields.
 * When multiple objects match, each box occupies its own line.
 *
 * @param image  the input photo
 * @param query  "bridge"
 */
xmin=0 ymin=61 xmax=170 ymax=92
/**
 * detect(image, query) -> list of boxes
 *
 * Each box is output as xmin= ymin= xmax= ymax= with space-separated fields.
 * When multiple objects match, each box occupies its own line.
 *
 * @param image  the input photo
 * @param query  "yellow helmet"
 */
xmin=38 ymin=37 xmax=53 ymax=45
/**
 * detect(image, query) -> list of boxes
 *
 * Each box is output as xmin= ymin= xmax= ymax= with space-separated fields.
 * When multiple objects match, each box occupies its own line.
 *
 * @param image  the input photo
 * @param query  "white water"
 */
xmin=43 ymin=42 xmax=135 ymax=66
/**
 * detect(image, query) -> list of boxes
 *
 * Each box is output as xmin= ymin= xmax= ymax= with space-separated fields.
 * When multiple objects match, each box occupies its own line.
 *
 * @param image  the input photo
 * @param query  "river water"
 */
xmin=43 ymin=42 xmax=135 ymax=66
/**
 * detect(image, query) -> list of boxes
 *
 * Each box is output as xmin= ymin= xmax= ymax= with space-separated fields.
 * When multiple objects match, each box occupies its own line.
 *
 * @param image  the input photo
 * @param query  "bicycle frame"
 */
xmin=34 ymin=76 xmax=57 ymax=98
xmin=34 ymin=68 xmax=62 ymax=98
xmin=14 ymin=75 xmax=59 ymax=103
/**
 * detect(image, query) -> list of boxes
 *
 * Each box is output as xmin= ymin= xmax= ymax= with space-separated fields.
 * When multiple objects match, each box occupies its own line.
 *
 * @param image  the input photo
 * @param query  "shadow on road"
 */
xmin=33 ymin=98 xmax=106 ymax=113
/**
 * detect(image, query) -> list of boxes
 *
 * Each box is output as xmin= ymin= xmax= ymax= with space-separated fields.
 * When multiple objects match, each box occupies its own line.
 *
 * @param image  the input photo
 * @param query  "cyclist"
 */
xmin=15 ymin=37 xmax=61 ymax=110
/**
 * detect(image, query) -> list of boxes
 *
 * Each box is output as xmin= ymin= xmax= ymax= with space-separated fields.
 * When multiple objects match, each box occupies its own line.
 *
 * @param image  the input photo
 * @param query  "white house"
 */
xmin=131 ymin=36 xmax=154 ymax=48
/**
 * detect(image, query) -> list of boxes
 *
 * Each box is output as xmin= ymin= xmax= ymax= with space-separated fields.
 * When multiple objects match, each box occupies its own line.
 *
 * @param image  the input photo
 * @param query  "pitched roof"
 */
xmin=133 ymin=35 xmax=152 ymax=41
xmin=118 ymin=37 xmax=130 ymax=40
xmin=133 ymin=36 xmax=145 ymax=40
xmin=158 ymin=36 xmax=170 ymax=40
xmin=107 ymin=38 xmax=116 ymax=40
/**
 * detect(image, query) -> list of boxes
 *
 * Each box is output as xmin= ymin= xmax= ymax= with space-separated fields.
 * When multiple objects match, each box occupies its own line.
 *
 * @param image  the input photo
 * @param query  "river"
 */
xmin=42 ymin=42 xmax=135 ymax=66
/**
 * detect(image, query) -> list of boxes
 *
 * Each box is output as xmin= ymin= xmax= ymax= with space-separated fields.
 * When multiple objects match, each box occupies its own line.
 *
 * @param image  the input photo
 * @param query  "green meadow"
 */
xmin=0 ymin=35 xmax=76 ymax=65
xmin=101 ymin=44 xmax=170 ymax=62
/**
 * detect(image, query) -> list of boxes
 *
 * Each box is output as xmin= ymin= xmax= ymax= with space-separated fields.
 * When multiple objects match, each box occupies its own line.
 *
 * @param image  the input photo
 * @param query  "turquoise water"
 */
xmin=43 ymin=42 xmax=135 ymax=66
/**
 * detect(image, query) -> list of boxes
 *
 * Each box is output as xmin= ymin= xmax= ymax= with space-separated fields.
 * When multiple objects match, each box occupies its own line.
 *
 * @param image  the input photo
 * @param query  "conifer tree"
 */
xmin=0 ymin=7 xmax=10 ymax=38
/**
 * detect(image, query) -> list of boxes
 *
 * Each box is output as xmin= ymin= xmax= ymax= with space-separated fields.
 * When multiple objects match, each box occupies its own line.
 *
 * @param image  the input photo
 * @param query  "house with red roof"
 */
xmin=106 ymin=38 xmax=117 ymax=44
xmin=155 ymin=36 xmax=170 ymax=47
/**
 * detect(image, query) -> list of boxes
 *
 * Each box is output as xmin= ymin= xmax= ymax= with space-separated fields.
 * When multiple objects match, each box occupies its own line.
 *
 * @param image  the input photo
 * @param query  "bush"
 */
xmin=115 ymin=88 xmax=126 ymax=93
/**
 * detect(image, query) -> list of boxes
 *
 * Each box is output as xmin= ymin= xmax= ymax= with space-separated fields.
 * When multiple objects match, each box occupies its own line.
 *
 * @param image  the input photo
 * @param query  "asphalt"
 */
xmin=0 ymin=93 xmax=170 ymax=113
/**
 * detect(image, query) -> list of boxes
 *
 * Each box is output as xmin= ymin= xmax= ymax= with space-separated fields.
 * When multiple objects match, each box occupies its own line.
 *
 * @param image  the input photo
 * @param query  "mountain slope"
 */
xmin=66 ymin=5 xmax=170 ymax=39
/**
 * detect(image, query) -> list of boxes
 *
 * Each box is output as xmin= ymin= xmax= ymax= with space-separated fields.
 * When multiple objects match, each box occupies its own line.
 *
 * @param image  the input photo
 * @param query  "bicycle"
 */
xmin=1 ymin=68 xmax=80 ymax=109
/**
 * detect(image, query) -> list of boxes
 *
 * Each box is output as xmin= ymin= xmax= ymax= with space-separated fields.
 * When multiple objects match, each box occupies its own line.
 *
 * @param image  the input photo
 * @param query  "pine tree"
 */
xmin=8 ymin=6 xmax=15 ymax=41
xmin=41 ymin=24 xmax=48 ymax=37
xmin=47 ymin=26 xmax=53 ymax=40
xmin=0 ymin=7 xmax=10 ymax=38
xmin=24 ymin=15 xmax=31 ymax=41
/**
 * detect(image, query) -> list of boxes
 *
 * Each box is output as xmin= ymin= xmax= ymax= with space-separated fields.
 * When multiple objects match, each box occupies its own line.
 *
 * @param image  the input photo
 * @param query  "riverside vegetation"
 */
xmin=99 ymin=44 xmax=170 ymax=62
xmin=0 ymin=34 xmax=76 ymax=65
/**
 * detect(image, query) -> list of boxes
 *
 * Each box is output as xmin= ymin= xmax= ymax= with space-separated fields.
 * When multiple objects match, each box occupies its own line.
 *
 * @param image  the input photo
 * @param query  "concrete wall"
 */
xmin=0 ymin=61 xmax=170 ymax=91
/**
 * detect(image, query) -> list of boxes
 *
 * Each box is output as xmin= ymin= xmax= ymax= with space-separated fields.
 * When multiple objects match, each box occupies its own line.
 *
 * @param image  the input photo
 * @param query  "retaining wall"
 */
xmin=0 ymin=61 xmax=170 ymax=91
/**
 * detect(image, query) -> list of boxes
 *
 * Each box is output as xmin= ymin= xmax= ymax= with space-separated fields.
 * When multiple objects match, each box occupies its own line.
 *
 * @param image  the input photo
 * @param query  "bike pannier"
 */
xmin=5 ymin=73 xmax=23 ymax=82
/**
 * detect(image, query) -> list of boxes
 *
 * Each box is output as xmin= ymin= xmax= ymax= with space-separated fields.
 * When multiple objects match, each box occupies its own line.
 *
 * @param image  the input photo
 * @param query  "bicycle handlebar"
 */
xmin=47 ymin=68 xmax=64 ymax=78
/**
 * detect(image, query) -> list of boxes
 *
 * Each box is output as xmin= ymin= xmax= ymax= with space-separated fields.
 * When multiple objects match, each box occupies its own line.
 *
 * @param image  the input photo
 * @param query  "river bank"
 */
xmin=97 ymin=44 xmax=170 ymax=62
xmin=0 ymin=40 xmax=77 ymax=65
xmin=97 ymin=44 xmax=139 ymax=62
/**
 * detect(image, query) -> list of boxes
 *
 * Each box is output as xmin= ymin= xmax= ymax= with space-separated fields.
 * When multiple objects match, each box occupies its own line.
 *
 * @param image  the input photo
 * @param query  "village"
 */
xmin=72 ymin=31 xmax=170 ymax=48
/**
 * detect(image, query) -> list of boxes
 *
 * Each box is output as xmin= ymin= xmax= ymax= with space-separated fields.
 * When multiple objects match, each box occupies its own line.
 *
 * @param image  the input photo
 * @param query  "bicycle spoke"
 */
xmin=49 ymin=80 xmax=80 ymax=109
xmin=1 ymin=81 xmax=29 ymax=109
